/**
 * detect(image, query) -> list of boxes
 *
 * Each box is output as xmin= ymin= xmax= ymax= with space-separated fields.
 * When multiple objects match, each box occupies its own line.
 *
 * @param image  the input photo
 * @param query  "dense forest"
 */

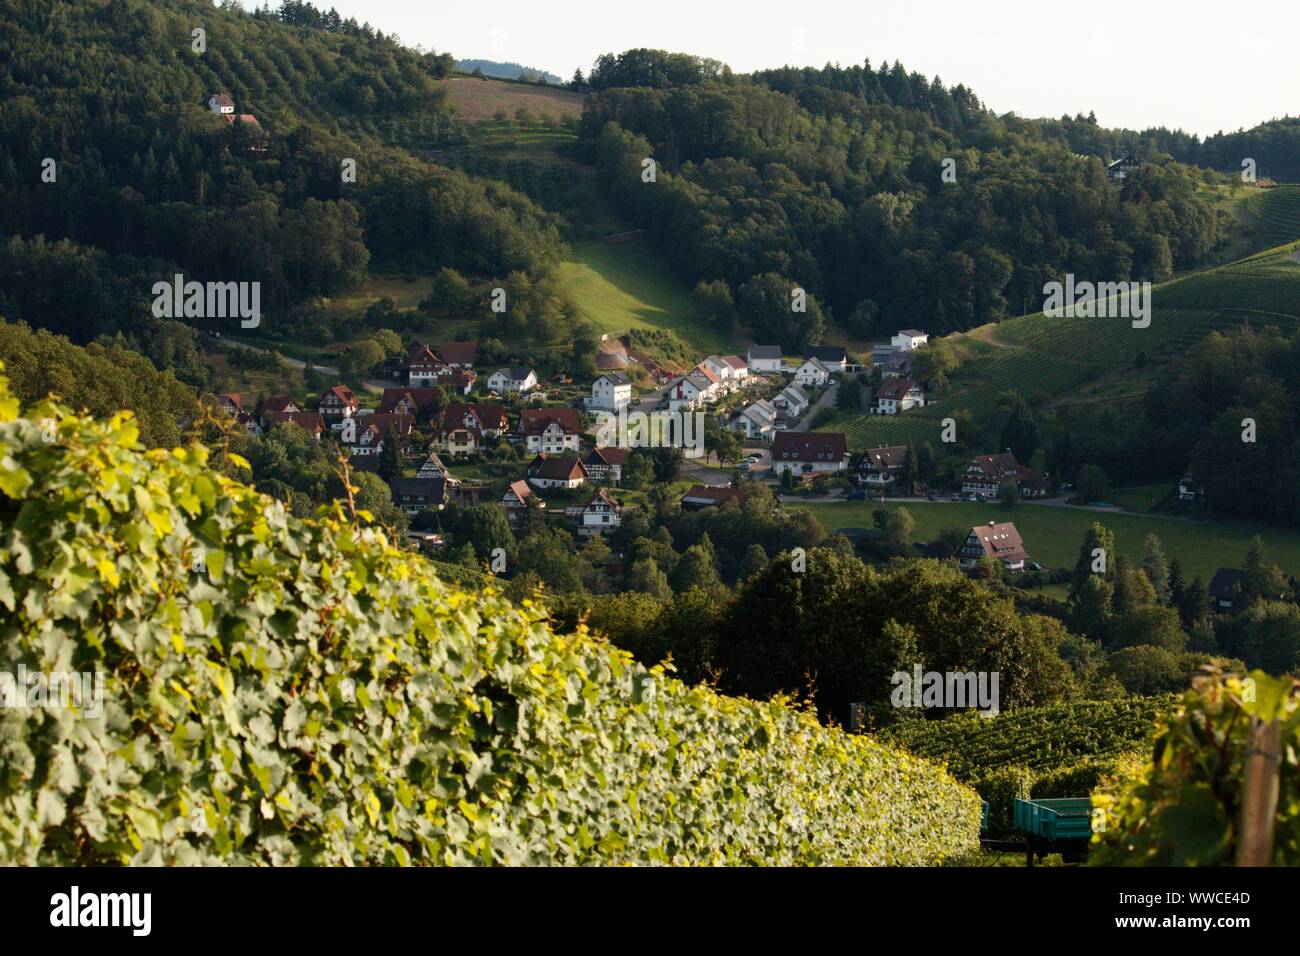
xmin=577 ymin=51 xmax=1224 ymax=346
xmin=0 ymin=0 xmax=565 ymax=366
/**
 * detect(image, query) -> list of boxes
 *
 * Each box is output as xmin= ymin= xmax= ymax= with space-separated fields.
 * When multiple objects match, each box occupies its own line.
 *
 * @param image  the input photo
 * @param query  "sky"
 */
xmin=303 ymin=0 xmax=1296 ymax=138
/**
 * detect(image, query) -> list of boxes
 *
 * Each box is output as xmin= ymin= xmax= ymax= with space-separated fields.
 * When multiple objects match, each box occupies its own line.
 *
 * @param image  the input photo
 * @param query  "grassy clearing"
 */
xmin=787 ymin=499 xmax=1300 ymax=581
xmin=556 ymin=240 xmax=733 ymax=354
xmin=440 ymin=76 xmax=584 ymax=125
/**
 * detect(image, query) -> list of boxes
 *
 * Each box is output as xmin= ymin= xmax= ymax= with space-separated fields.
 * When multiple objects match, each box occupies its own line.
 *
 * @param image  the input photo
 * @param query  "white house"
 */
xmin=803 ymin=346 xmax=846 ymax=374
xmin=875 ymin=378 xmax=925 ymax=415
xmin=525 ymin=415 xmax=581 ymax=454
xmin=772 ymin=384 xmax=810 ymax=420
xmin=208 ymin=93 xmax=235 ymax=115
xmin=528 ymin=456 xmax=588 ymax=489
xmin=666 ymin=370 xmax=718 ymax=411
xmin=720 ymin=355 xmax=750 ymax=384
xmin=575 ymin=488 xmax=622 ymax=537
xmin=487 ymin=368 xmax=538 ymax=394
xmin=859 ymin=445 xmax=910 ymax=487
xmin=406 ymin=346 xmax=447 ymax=388
xmin=732 ymin=399 xmax=777 ymax=440
xmin=699 ymin=356 xmax=732 ymax=384
xmin=747 ymin=345 xmax=783 ymax=374
xmin=589 ymin=372 xmax=633 ymax=412
xmin=794 ymin=357 xmax=831 ymax=388
xmin=502 ymin=480 xmax=541 ymax=523
xmin=891 ymin=330 xmax=929 ymax=351
xmin=771 ymin=432 xmax=848 ymax=477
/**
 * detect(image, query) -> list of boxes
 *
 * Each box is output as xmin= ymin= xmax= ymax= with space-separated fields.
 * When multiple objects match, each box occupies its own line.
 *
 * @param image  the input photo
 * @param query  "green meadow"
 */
xmin=786 ymin=498 xmax=1300 ymax=582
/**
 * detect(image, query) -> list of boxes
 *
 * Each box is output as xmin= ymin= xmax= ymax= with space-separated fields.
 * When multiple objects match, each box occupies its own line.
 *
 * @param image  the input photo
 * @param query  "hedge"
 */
xmin=0 ymin=371 xmax=979 ymax=865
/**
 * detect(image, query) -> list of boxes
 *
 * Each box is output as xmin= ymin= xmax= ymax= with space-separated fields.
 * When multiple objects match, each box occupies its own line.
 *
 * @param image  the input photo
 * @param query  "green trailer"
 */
xmin=1013 ymin=797 xmax=1093 ymax=865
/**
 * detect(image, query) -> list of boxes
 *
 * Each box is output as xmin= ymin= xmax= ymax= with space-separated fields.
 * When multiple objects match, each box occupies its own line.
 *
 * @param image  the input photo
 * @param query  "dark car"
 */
xmin=847 ymin=489 xmax=867 ymax=501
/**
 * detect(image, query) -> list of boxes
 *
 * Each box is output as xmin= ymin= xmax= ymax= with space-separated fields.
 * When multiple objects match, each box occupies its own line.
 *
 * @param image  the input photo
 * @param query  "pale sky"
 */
xmin=292 ymin=0 xmax=1296 ymax=138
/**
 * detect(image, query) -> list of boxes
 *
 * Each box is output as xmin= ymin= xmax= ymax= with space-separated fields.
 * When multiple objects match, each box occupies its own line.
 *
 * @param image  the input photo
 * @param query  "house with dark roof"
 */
xmin=389 ymin=476 xmax=447 ymax=515
xmin=803 ymin=345 xmax=847 ymax=372
xmin=527 ymin=455 xmax=588 ymax=489
xmin=589 ymin=371 xmax=633 ymax=411
xmin=438 ymin=341 xmax=477 ymax=368
xmin=875 ymin=377 xmax=925 ymax=415
xmin=1107 ymin=153 xmax=1141 ymax=180
xmin=217 ymin=393 xmax=243 ymax=416
xmin=582 ymin=446 xmax=627 ymax=485
xmin=960 ymin=452 xmax=1043 ymax=498
xmin=859 ymin=445 xmax=910 ymax=487
xmin=444 ymin=403 xmax=509 ymax=438
xmin=1208 ymin=568 xmax=1246 ymax=613
xmin=771 ymin=432 xmax=848 ymax=477
xmin=487 ymin=368 xmax=538 ymax=394
xmin=747 ymin=344 xmax=783 ymax=373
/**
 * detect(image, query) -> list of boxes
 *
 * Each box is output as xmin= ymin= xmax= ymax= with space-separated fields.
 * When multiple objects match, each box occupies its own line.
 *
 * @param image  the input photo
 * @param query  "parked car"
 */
xmin=950 ymin=493 xmax=961 ymax=501
xmin=1027 ymin=562 xmax=1045 ymax=572
xmin=846 ymin=489 xmax=867 ymax=501
xmin=927 ymin=493 xmax=938 ymax=501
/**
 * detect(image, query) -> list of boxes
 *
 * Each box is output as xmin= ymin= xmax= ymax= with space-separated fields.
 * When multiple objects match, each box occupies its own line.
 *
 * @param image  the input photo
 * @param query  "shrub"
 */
xmin=0 ymin=372 xmax=978 ymax=865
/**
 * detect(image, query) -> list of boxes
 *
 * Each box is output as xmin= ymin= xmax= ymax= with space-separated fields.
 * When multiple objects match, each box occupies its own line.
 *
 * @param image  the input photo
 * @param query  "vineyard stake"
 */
xmin=1236 ymin=717 xmax=1281 ymax=866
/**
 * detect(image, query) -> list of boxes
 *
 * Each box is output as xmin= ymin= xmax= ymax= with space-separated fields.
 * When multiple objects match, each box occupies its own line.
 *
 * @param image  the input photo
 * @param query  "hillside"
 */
xmin=821 ymin=189 xmax=1300 ymax=452
xmin=0 ymin=0 xmax=564 ymax=354
xmin=0 ymin=370 xmax=979 ymax=865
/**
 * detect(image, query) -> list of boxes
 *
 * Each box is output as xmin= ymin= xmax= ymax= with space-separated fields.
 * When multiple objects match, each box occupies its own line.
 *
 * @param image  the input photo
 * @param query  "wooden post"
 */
xmin=1237 ymin=717 xmax=1282 ymax=867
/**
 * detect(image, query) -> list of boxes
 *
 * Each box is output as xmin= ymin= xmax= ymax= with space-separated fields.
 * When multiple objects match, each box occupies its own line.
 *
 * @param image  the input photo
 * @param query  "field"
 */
xmin=822 ymin=223 xmax=1300 ymax=451
xmin=556 ymin=240 xmax=734 ymax=354
xmin=440 ymin=75 xmax=584 ymax=125
xmin=787 ymin=498 xmax=1300 ymax=581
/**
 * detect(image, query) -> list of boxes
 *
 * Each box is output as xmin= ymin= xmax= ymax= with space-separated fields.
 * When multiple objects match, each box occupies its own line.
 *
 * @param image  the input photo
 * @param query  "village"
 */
xmin=209 ymin=323 xmax=1077 ymax=580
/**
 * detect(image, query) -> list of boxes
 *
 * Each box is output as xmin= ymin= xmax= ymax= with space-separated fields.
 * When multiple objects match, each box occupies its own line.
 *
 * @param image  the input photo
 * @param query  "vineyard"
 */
xmin=1245 ymin=184 xmax=1300 ymax=248
xmin=878 ymin=697 xmax=1171 ymax=832
xmin=823 ymin=190 xmax=1300 ymax=451
xmin=0 ymin=371 xmax=980 ymax=866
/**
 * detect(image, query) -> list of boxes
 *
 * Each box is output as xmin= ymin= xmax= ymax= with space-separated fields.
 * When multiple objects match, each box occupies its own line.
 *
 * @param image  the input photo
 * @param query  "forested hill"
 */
xmin=579 ymin=51 xmax=1225 ymax=346
xmin=0 ymin=0 xmax=565 ymax=353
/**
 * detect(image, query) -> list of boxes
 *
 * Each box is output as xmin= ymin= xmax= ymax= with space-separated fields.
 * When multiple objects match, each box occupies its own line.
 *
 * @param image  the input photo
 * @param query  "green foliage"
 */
xmin=880 ymin=696 xmax=1169 ymax=833
xmin=1092 ymin=669 xmax=1300 ymax=866
xmin=0 ymin=371 xmax=978 ymax=865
